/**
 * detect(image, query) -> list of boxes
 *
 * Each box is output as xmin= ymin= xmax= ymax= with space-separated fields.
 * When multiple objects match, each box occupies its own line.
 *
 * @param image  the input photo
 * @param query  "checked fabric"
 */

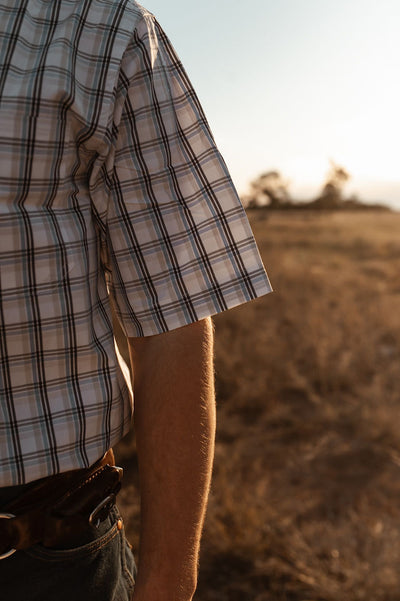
xmin=0 ymin=0 xmax=272 ymax=486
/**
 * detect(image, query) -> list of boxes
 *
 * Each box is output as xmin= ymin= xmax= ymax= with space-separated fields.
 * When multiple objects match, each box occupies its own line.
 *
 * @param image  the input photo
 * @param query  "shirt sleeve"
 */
xmin=100 ymin=12 xmax=272 ymax=337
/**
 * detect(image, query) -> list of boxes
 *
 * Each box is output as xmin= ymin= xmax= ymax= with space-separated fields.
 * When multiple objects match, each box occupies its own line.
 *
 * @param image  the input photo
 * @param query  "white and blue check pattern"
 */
xmin=0 ymin=0 xmax=272 ymax=486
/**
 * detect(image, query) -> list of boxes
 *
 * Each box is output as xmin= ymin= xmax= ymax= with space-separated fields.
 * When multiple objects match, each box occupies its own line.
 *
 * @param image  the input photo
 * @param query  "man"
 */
xmin=0 ymin=0 xmax=272 ymax=599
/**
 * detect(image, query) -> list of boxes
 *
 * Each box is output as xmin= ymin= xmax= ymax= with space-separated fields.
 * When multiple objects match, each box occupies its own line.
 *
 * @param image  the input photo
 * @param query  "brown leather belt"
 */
xmin=0 ymin=449 xmax=123 ymax=559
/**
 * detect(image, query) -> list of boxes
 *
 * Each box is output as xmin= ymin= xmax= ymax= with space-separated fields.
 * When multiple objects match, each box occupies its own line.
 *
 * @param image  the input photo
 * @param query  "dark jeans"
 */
xmin=0 ymin=483 xmax=136 ymax=601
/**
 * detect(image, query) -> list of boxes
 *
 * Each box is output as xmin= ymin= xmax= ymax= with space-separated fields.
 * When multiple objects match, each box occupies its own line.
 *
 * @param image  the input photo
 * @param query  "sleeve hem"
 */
xmin=118 ymin=276 xmax=273 ymax=338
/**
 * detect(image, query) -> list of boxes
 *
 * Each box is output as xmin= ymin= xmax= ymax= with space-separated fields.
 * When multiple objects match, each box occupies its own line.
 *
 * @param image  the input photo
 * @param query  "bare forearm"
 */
xmin=128 ymin=318 xmax=216 ymax=601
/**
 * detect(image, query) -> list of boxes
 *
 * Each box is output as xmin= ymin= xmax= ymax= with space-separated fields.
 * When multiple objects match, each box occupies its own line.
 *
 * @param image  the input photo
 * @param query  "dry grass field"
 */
xmin=115 ymin=209 xmax=400 ymax=601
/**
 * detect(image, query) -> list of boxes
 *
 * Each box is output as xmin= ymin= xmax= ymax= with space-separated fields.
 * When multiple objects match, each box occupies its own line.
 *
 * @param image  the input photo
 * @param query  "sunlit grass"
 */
xmin=116 ymin=209 xmax=400 ymax=601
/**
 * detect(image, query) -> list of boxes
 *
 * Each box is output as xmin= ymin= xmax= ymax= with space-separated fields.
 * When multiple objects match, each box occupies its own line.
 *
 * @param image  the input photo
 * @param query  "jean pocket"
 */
xmin=24 ymin=506 xmax=120 ymax=562
xmin=0 ymin=507 xmax=136 ymax=601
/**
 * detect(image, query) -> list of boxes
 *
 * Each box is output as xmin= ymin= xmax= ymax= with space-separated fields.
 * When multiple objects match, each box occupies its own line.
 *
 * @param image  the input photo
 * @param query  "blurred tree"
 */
xmin=248 ymin=170 xmax=291 ymax=208
xmin=315 ymin=160 xmax=350 ymax=207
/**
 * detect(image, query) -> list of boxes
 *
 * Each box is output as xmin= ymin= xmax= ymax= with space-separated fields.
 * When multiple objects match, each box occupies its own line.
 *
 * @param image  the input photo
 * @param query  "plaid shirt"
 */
xmin=0 ymin=0 xmax=272 ymax=486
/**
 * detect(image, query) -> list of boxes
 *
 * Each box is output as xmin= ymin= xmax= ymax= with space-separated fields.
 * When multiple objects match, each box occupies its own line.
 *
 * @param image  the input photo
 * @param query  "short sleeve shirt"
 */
xmin=0 ymin=0 xmax=272 ymax=486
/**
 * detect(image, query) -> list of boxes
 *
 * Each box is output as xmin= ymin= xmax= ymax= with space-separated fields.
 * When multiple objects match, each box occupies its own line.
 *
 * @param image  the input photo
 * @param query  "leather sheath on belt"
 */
xmin=0 ymin=449 xmax=123 ymax=555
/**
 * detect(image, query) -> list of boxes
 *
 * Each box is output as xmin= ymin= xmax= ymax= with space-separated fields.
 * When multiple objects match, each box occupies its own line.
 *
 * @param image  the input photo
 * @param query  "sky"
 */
xmin=144 ymin=0 xmax=400 ymax=209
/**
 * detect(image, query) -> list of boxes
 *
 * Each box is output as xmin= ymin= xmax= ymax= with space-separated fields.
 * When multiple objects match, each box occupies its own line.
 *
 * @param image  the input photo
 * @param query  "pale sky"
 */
xmin=144 ymin=0 xmax=400 ymax=209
